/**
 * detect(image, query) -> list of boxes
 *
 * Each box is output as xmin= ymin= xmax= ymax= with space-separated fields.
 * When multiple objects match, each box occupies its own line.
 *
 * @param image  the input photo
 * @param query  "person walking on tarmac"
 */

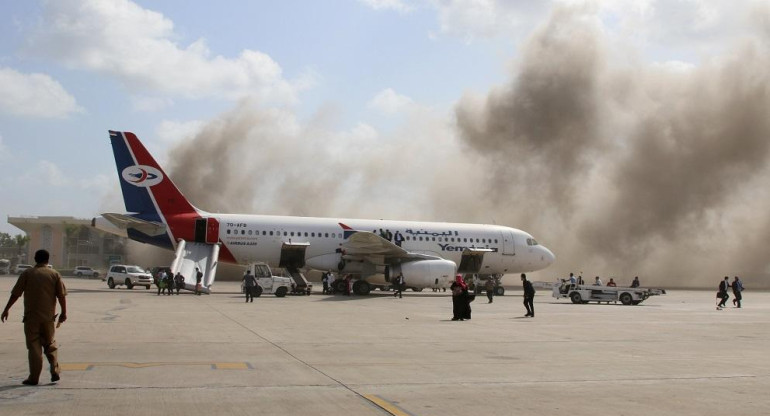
xmin=522 ymin=273 xmax=535 ymax=317
xmin=1 ymin=249 xmax=67 ymax=385
xmin=716 ymin=276 xmax=730 ymax=310
xmin=195 ymin=267 xmax=203 ymax=295
xmin=485 ymin=278 xmax=495 ymax=303
xmin=243 ymin=270 xmax=257 ymax=303
xmin=394 ymin=273 xmax=405 ymax=298
xmin=321 ymin=271 xmax=329 ymax=295
xmin=164 ymin=269 xmax=174 ymax=296
xmin=732 ymin=276 xmax=744 ymax=308
xmin=174 ymin=272 xmax=184 ymax=295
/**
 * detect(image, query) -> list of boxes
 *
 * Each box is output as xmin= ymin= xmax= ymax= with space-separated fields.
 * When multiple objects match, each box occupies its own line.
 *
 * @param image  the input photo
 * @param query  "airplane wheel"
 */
xmin=495 ymin=286 xmax=505 ymax=296
xmin=108 ymin=277 xmax=115 ymax=289
xmin=275 ymin=287 xmax=288 ymax=297
xmin=620 ymin=293 xmax=633 ymax=305
xmin=353 ymin=280 xmax=370 ymax=295
xmin=411 ymin=287 xmax=423 ymax=292
xmin=570 ymin=292 xmax=583 ymax=304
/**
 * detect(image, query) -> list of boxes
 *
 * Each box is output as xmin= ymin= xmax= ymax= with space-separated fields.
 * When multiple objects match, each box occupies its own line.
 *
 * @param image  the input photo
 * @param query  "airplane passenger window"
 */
xmin=248 ymin=230 xmax=252 ymax=235
xmin=463 ymin=238 xmax=467 ymax=242
xmin=241 ymin=230 xmax=245 ymax=235
xmin=311 ymin=232 xmax=315 ymax=237
xmin=325 ymin=233 xmax=329 ymax=238
xmin=305 ymin=232 xmax=308 ymax=237
xmin=291 ymin=232 xmax=295 ymax=236
xmin=226 ymin=230 xmax=230 ymax=235
xmin=432 ymin=237 xmax=436 ymax=241
xmin=451 ymin=238 xmax=455 ymax=242
xmin=283 ymin=232 xmax=287 ymax=236
xmin=262 ymin=231 xmax=266 ymax=235
xmin=494 ymin=239 xmax=498 ymax=243
xmin=269 ymin=231 xmax=273 ymax=236
xmin=406 ymin=236 xmax=410 ymax=241
xmin=419 ymin=237 xmax=423 ymax=241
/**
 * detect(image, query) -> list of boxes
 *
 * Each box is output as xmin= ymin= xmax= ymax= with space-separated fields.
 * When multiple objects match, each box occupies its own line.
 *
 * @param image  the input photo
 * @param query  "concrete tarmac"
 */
xmin=1 ymin=276 xmax=768 ymax=416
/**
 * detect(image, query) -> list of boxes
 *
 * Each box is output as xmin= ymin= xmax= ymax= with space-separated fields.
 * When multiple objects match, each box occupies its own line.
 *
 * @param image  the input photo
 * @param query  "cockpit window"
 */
xmin=526 ymin=238 xmax=539 ymax=246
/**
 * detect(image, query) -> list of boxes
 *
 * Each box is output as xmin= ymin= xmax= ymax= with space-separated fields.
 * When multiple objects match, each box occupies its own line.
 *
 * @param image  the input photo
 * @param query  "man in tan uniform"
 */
xmin=1 ymin=249 xmax=67 ymax=385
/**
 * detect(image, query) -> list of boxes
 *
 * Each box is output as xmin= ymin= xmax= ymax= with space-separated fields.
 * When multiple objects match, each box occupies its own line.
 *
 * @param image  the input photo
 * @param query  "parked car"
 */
xmin=74 ymin=266 xmax=100 ymax=279
xmin=105 ymin=265 xmax=153 ymax=289
xmin=13 ymin=264 xmax=32 ymax=274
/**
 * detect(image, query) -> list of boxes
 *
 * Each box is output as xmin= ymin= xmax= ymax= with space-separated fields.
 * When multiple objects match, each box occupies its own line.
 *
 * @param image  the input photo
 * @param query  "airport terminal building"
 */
xmin=7 ymin=216 xmax=128 ymax=269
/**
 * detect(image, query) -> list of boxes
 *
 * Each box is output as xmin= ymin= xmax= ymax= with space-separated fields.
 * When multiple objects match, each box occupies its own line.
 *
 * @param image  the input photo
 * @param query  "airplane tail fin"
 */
xmin=108 ymin=130 xmax=198 ymax=220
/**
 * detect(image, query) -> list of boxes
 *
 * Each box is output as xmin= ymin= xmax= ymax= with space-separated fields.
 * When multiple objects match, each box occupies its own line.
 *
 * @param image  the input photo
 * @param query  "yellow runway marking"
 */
xmin=61 ymin=362 xmax=252 ymax=371
xmin=363 ymin=394 xmax=412 ymax=416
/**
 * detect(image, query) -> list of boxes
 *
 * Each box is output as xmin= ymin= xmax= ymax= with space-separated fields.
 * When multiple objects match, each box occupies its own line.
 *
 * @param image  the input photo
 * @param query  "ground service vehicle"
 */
xmin=552 ymin=282 xmax=666 ymax=305
xmin=106 ymin=264 xmax=153 ymax=289
xmin=241 ymin=263 xmax=293 ymax=297
xmin=0 ymin=259 xmax=9 ymax=274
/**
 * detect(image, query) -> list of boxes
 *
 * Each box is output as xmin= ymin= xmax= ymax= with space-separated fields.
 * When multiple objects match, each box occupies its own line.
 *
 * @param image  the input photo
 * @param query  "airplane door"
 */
xmin=194 ymin=218 xmax=207 ymax=243
xmin=206 ymin=219 xmax=219 ymax=244
xmin=194 ymin=218 xmax=219 ymax=244
xmin=501 ymin=230 xmax=515 ymax=256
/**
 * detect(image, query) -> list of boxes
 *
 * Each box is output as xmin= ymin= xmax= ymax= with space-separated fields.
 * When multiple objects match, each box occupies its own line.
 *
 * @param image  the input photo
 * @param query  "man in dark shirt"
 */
xmin=1 ymin=249 xmax=67 ymax=385
xmin=521 ymin=273 xmax=535 ymax=318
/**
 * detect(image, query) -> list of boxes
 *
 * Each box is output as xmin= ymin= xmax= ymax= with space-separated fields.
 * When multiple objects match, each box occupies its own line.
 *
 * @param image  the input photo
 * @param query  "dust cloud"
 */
xmin=455 ymin=4 xmax=770 ymax=288
xmin=132 ymin=4 xmax=770 ymax=288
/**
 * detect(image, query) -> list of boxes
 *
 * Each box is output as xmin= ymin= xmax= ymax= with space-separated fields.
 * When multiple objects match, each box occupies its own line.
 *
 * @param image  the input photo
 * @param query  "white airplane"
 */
xmin=94 ymin=131 xmax=555 ymax=294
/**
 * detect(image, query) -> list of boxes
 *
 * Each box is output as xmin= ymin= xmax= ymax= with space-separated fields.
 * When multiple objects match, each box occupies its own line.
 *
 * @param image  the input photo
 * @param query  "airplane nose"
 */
xmin=541 ymin=246 xmax=556 ymax=267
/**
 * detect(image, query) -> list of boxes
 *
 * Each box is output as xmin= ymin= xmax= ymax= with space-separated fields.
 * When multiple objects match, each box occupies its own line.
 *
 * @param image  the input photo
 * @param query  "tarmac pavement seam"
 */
xmin=199 ymin=296 xmax=387 ymax=412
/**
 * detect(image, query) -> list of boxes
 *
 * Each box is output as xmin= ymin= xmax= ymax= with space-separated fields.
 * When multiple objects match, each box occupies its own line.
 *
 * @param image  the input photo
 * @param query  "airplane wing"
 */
xmin=341 ymin=229 xmax=441 ymax=262
xmin=101 ymin=213 xmax=167 ymax=236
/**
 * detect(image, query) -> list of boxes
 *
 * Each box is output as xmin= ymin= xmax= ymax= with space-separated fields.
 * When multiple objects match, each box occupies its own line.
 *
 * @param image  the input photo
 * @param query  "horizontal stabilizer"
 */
xmin=100 ymin=213 xmax=167 ymax=236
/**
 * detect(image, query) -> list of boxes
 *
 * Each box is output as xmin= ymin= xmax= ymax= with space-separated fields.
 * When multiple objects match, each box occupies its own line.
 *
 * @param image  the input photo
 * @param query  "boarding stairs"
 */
xmin=286 ymin=267 xmax=312 ymax=295
xmin=170 ymin=240 xmax=220 ymax=294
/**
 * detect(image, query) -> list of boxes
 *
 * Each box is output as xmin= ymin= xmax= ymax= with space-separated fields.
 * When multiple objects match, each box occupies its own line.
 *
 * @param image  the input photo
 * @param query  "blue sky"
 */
xmin=0 ymin=0 xmax=760 ymax=235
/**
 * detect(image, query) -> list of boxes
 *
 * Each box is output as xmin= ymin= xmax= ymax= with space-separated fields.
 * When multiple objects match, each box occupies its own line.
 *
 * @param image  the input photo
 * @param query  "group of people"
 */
xmin=376 ymin=228 xmax=405 ymax=247
xmin=450 ymin=273 xmax=535 ymax=320
xmin=320 ymin=271 xmax=355 ymax=296
xmin=566 ymin=272 xmax=640 ymax=288
xmin=716 ymin=276 xmax=745 ymax=310
xmin=155 ymin=269 xmax=185 ymax=296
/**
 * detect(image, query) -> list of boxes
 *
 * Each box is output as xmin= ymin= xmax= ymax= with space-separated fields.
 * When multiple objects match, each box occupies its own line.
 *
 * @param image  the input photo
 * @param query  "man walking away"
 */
xmin=522 ymin=273 xmax=535 ymax=317
xmin=485 ymin=278 xmax=495 ymax=303
xmin=732 ymin=276 xmax=744 ymax=308
xmin=174 ymin=272 xmax=184 ymax=295
xmin=2 ymin=249 xmax=67 ymax=385
xmin=321 ymin=271 xmax=329 ymax=295
xmin=195 ymin=267 xmax=203 ymax=295
xmin=243 ymin=270 xmax=257 ymax=303
xmin=716 ymin=276 xmax=730 ymax=310
xmin=393 ymin=273 xmax=405 ymax=298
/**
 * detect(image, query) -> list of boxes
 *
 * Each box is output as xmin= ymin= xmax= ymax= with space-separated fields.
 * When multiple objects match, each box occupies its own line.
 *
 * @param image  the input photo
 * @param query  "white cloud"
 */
xmin=0 ymin=134 xmax=7 ymax=161
xmin=0 ymin=67 xmax=83 ymax=118
xmin=130 ymin=95 xmax=174 ymax=112
xmin=358 ymin=0 xmax=414 ymax=13
xmin=37 ymin=160 xmax=69 ymax=187
xmin=26 ymin=0 xmax=305 ymax=103
xmin=429 ymin=0 xmax=551 ymax=42
xmin=367 ymin=88 xmax=414 ymax=114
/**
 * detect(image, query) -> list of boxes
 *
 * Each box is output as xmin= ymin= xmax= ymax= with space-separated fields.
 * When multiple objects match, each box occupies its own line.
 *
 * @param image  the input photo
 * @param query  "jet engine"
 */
xmin=391 ymin=259 xmax=456 ymax=289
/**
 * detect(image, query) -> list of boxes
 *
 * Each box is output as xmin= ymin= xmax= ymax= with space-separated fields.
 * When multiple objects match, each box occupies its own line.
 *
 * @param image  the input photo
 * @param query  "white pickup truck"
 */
xmin=552 ymin=281 xmax=666 ymax=305
xmin=241 ymin=263 xmax=293 ymax=297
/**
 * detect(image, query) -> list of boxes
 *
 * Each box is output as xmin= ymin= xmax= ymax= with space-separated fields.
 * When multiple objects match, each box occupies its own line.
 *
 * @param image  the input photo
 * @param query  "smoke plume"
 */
xmin=134 ymin=4 xmax=770 ymax=288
